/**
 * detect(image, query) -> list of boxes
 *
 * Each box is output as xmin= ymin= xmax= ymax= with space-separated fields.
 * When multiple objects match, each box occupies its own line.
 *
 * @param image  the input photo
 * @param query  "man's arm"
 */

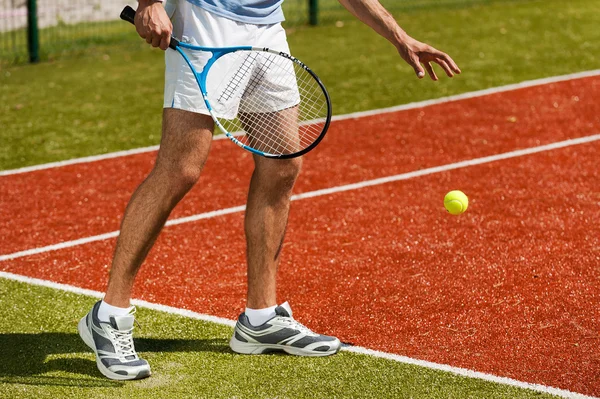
xmin=337 ymin=0 xmax=460 ymax=80
xmin=135 ymin=0 xmax=173 ymax=50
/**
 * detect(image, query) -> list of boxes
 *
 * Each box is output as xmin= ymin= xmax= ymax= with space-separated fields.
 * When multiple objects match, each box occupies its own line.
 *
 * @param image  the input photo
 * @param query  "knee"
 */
xmin=154 ymin=161 xmax=202 ymax=196
xmin=258 ymin=158 xmax=302 ymax=194
xmin=176 ymin=165 xmax=203 ymax=190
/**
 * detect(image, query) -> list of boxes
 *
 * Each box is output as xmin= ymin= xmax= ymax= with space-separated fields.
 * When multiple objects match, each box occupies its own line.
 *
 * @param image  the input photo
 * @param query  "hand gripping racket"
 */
xmin=121 ymin=5 xmax=331 ymax=159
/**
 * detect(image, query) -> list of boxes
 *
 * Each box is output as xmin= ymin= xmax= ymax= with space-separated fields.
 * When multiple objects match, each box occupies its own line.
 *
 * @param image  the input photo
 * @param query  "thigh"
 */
xmin=239 ymin=106 xmax=300 ymax=155
xmin=237 ymin=24 xmax=301 ymax=155
xmin=164 ymin=3 xmax=257 ymax=115
xmin=155 ymin=108 xmax=214 ymax=172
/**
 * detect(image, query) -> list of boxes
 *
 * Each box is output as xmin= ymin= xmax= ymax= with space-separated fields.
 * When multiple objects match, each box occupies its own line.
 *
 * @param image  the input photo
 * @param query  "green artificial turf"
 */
xmin=1 ymin=2 xmax=596 ymax=396
xmin=1 ymin=0 xmax=599 ymax=170
xmin=0 ymin=278 xmax=559 ymax=399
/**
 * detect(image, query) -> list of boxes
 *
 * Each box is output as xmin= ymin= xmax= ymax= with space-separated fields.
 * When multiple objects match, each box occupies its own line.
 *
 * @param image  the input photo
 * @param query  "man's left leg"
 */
xmin=245 ymin=155 xmax=301 ymax=310
xmin=229 ymin=155 xmax=341 ymax=356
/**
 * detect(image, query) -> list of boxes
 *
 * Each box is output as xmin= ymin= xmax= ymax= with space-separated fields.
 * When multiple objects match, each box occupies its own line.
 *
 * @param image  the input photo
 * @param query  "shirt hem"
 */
xmin=184 ymin=0 xmax=285 ymax=25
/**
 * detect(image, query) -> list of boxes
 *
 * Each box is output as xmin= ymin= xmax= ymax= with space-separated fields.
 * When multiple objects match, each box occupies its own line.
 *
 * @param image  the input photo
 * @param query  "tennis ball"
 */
xmin=444 ymin=190 xmax=468 ymax=215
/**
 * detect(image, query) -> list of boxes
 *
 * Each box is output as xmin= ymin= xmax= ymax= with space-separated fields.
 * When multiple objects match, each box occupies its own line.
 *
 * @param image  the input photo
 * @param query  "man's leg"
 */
xmin=79 ymin=108 xmax=214 ymax=381
xmin=230 ymin=153 xmax=341 ymax=356
xmin=104 ymin=109 xmax=214 ymax=307
xmin=244 ymin=155 xmax=303 ymax=310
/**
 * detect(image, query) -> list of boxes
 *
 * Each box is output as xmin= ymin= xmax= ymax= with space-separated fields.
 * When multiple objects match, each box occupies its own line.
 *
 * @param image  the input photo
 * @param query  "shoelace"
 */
xmin=110 ymin=327 xmax=137 ymax=358
xmin=279 ymin=317 xmax=318 ymax=336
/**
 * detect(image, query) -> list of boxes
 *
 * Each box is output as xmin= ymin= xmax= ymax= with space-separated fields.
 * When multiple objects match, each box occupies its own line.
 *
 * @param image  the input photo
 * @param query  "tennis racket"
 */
xmin=121 ymin=5 xmax=331 ymax=159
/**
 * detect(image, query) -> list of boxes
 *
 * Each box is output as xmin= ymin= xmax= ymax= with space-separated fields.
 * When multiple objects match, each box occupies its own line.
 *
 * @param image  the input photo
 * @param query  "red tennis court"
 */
xmin=2 ymin=74 xmax=599 ymax=396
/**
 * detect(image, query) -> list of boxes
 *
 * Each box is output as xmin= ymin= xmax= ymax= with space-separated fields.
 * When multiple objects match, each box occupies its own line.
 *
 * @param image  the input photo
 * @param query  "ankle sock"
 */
xmin=245 ymin=305 xmax=277 ymax=327
xmin=98 ymin=300 xmax=134 ymax=323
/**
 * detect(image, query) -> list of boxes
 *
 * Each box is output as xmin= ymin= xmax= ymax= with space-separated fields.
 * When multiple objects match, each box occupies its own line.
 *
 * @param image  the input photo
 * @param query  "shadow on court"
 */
xmin=0 ymin=332 xmax=230 ymax=387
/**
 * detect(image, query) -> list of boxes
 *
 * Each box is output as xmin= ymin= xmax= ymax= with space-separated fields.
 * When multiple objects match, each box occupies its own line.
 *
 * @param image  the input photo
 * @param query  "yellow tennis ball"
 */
xmin=444 ymin=190 xmax=469 ymax=215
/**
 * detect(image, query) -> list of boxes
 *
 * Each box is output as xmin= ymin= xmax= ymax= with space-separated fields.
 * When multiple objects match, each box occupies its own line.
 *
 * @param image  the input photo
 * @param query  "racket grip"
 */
xmin=120 ymin=5 xmax=180 ymax=50
xmin=120 ymin=5 xmax=136 ymax=24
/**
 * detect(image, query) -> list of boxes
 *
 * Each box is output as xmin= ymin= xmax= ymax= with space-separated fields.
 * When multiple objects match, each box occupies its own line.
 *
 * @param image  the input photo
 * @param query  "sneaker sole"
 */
xmin=229 ymin=335 xmax=341 ymax=357
xmin=78 ymin=316 xmax=151 ymax=381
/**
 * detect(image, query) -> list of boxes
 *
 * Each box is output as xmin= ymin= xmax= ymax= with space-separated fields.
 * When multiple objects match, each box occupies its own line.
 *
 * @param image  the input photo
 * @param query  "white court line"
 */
xmin=1 ymin=269 xmax=596 ymax=399
xmin=331 ymin=68 xmax=600 ymax=123
xmin=0 ymin=205 xmax=247 ymax=262
xmin=1 ymin=133 xmax=599 ymax=262
xmin=1 ymin=69 xmax=599 ymax=177
xmin=2 ymin=70 xmax=599 ymax=398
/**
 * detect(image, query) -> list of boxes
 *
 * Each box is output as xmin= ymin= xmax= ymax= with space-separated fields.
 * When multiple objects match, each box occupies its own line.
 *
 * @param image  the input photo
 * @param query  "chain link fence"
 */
xmin=1 ymin=0 xmax=499 ymax=65
xmin=1 ymin=0 xmax=132 ymax=64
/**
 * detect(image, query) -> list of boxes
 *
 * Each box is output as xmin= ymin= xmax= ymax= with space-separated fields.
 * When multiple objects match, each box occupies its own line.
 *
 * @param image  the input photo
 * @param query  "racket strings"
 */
xmin=240 ymin=108 xmax=299 ymax=154
xmin=242 ymin=108 xmax=322 ymax=154
xmin=246 ymin=110 xmax=312 ymax=154
xmin=207 ymin=50 xmax=328 ymax=156
xmin=242 ymin=61 xmax=325 ymax=153
xmin=242 ymin=54 xmax=276 ymax=99
xmin=238 ymin=109 xmax=300 ymax=155
xmin=218 ymin=53 xmax=258 ymax=103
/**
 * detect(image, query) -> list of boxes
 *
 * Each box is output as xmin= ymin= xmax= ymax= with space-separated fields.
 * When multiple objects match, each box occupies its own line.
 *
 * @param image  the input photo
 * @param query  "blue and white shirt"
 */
xmin=186 ymin=0 xmax=285 ymax=24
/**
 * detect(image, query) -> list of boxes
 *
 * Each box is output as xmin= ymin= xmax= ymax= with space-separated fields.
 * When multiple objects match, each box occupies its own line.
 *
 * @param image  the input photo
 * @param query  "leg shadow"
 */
xmin=0 ymin=332 xmax=230 ymax=387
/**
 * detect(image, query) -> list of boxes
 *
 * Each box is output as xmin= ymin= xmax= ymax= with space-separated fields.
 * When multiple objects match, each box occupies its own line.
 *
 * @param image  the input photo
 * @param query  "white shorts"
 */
xmin=163 ymin=1 xmax=294 ymax=116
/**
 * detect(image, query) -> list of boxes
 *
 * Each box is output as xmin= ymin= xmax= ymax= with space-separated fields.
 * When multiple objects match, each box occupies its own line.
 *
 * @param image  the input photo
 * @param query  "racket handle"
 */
xmin=120 ymin=5 xmax=180 ymax=50
xmin=119 ymin=5 xmax=136 ymax=24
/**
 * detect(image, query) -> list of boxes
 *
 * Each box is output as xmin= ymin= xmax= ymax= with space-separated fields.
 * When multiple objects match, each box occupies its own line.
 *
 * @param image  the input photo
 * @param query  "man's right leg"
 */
xmin=104 ymin=108 xmax=213 ymax=306
xmin=79 ymin=108 xmax=214 ymax=380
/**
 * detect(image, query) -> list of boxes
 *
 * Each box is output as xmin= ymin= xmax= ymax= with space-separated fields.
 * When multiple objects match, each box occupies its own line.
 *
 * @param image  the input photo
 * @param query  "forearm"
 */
xmin=337 ymin=0 xmax=407 ymax=49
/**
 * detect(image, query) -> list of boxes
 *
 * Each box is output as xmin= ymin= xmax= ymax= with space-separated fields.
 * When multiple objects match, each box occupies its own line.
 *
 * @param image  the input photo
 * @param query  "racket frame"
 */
xmin=121 ymin=5 xmax=331 ymax=159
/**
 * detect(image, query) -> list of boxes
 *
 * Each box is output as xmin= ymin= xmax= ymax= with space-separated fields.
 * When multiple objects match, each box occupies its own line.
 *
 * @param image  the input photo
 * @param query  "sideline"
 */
xmin=2 ymin=133 xmax=599 ymax=262
xmin=1 ymin=270 xmax=597 ymax=399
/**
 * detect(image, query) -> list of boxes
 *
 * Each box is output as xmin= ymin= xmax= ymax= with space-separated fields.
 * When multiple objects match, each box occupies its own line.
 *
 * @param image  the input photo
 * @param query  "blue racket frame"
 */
xmin=120 ymin=5 xmax=331 ymax=159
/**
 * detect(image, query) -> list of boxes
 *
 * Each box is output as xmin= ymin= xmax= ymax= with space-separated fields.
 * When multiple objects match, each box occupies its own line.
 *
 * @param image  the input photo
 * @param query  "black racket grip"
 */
xmin=120 ymin=5 xmax=180 ymax=50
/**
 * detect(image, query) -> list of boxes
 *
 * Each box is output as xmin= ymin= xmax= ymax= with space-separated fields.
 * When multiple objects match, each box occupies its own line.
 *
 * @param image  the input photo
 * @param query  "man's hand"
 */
xmin=397 ymin=37 xmax=461 ymax=80
xmin=135 ymin=1 xmax=172 ymax=50
xmin=336 ymin=0 xmax=461 ymax=81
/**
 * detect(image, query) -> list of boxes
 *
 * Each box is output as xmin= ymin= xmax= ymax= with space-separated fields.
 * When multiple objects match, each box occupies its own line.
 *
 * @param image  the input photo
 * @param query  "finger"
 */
xmin=160 ymin=33 xmax=170 ymax=51
xmin=442 ymin=53 xmax=461 ymax=74
xmin=409 ymin=56 xmax=425 ymax=79
xmin=424 ymin=62 xmax=438 ymax=81
xmin=145 ymin=34 xmax=153 ymax=44
xmin=152 ymin=33 xmax=162 ymax=48
xmin=435 ymin=58 xmax=454 ymax=78
xmin=161 ymin=23 xmax=173 ymax=50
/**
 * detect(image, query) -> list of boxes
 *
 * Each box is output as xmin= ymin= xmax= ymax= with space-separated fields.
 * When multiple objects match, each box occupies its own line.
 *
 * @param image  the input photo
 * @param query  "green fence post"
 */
xmin=27 ymin=0 xmax=40 ymax=62
xmin=309 ymin=0 xmax=318 ymax=25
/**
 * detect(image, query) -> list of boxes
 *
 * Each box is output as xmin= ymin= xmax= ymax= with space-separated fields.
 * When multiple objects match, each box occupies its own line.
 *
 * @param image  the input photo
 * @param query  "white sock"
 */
xmin=245 ymin=305 xmax=277 ymax=327
xmin=98 ymin=300 xmax=134 ymax=323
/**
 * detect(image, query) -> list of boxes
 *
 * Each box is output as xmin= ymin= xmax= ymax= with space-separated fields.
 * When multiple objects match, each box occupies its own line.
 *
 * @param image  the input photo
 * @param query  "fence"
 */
xmin=1 ymin=0 xmax=499 ymax=64
xmin=1 ymin=0 xmax=133 ymax=64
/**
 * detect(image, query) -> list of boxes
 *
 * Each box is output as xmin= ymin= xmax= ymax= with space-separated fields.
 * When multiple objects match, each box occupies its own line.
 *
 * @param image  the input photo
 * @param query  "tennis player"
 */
xmin=78 ymin=0 xmax=460 ymax=380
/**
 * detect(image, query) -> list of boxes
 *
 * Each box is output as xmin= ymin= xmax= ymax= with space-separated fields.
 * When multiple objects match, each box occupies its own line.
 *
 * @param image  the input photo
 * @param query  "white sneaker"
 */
xmin=229 ymin=302 xmax=341 ymax=357
xmin=78 ymin=301 xmax=151 ymax=380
